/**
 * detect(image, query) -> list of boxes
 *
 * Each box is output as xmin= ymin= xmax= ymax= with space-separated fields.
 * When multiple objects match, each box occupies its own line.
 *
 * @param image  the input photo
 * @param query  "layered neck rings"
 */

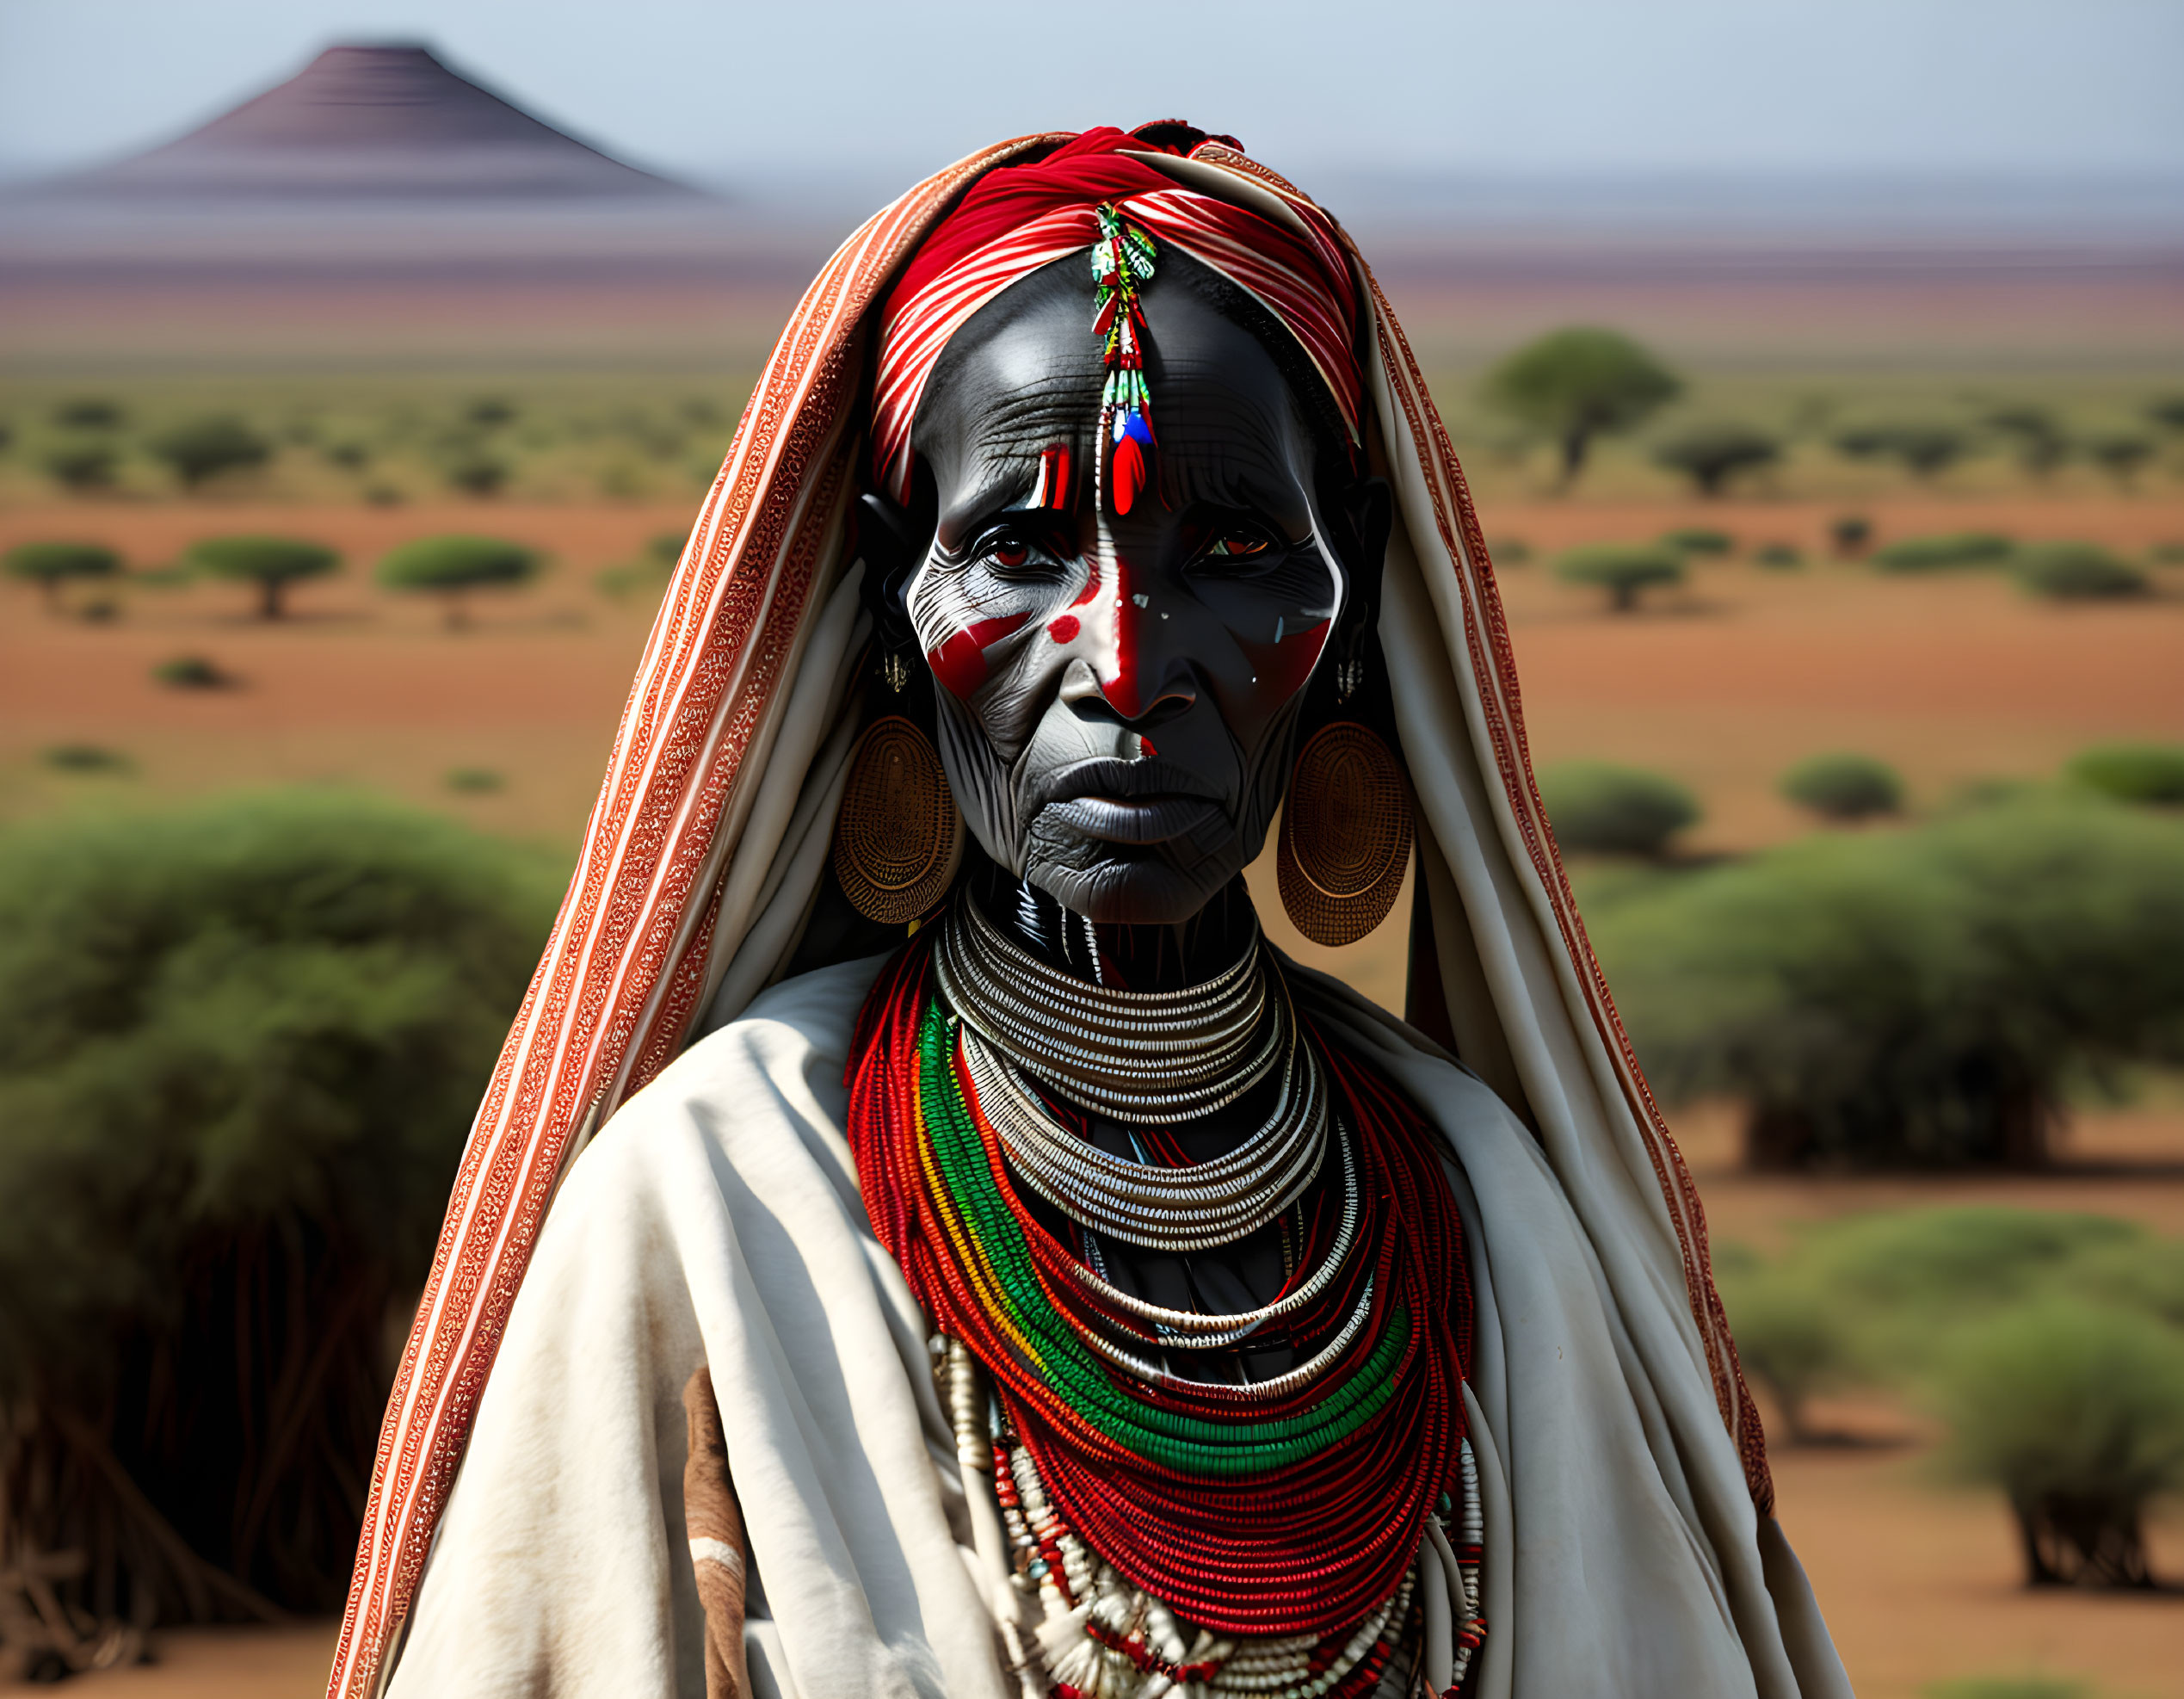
xmin=848 ymin=899 xmax=1473 ymax=1663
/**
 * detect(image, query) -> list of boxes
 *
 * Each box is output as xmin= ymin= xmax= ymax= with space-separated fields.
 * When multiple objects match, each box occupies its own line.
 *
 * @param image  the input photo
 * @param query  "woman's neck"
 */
xmin=966 ymin=861 xmax=1258 ymax=994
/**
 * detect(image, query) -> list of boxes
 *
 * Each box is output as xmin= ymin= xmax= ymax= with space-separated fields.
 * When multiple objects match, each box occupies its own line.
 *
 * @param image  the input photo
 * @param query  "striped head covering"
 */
xmin=871 ymin=125 xmax=1363 ymax=506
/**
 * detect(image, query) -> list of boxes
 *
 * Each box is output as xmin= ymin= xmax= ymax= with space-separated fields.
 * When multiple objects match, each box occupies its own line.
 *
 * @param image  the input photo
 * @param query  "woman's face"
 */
xmin=904 ymin=256 xmax=1347 ymax=926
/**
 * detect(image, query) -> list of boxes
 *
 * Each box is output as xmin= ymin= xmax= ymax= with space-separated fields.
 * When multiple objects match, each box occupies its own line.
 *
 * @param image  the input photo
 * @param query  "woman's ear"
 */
xmin=856 ymin=489 xmax=924 ymax=655
xmin=1340 ymin=476 xmax=1391 ymax=618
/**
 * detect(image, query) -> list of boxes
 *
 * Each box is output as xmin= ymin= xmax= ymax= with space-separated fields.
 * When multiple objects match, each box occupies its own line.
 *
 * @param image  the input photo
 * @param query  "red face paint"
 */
xmin=927 ymin=611 xmax=1029 ymax=699
xmin=1233 ymin=617 xmax=1330 ymax=707
xmin=1097 ymin=556 xmax=1143 ymax=719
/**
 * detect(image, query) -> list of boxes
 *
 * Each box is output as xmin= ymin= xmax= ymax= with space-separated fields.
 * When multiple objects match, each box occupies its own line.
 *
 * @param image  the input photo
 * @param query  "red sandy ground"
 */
xmin=4 ymin=491 xmax=2183 ymax=1697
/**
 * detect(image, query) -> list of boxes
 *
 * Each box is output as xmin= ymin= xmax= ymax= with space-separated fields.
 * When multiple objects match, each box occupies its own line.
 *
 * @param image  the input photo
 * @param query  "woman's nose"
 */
xmin=1054 ymin=554 xmax=1199 ymax=722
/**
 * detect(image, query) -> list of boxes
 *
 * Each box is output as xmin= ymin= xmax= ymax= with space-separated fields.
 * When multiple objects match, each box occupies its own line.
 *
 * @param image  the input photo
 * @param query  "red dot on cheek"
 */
xmin=1046 ymin=615 xmax=1080 ymax=643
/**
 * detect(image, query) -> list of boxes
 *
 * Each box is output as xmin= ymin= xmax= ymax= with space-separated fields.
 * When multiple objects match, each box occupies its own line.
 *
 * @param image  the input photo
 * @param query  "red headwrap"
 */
xmin=872 ymin=125 xmax=1362 ymax=509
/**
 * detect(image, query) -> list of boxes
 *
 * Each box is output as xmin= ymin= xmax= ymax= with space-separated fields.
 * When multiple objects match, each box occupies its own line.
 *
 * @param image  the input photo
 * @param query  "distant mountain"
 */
xmin=45 ymin=43 xmax=695 ymax=201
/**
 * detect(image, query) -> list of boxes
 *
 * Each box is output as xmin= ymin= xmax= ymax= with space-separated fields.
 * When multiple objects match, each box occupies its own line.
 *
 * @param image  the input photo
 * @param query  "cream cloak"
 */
xmin=386 ymin=954 xmax=1849 ymax=1699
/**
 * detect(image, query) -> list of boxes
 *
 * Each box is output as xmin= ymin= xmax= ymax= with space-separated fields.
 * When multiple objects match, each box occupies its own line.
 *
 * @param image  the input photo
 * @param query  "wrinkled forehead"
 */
xmin=908 ymin=253 xmax=1323 ymax=528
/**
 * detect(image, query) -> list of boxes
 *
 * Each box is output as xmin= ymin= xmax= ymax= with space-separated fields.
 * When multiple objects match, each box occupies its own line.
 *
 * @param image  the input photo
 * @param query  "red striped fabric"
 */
xmin=872 ymin=183 xmax=1362 ymax=504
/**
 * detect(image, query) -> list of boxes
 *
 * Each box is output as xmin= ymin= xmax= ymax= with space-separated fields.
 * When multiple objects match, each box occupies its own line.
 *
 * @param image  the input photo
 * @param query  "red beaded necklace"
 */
xmin=848 ymin=935 xmax=1473 ymax=1640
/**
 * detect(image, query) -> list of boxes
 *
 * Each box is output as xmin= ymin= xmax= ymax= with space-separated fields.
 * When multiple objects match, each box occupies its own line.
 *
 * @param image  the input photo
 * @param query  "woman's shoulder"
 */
xmin=692 ymin=949 xmax=897 ymax=1064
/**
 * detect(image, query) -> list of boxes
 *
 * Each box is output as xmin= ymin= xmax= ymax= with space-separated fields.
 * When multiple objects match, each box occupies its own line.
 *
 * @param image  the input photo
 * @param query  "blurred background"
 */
xmin=1 ymin=3 xmax=2180 ymax=1696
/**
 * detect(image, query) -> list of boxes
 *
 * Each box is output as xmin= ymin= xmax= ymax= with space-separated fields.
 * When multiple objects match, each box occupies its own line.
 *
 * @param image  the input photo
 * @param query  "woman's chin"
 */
xmin=1026 ymin=851 xmax=1238 ymax=928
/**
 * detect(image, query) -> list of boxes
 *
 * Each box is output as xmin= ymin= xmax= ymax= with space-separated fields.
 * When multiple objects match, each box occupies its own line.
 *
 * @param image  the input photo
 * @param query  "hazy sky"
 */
xmin=2 ymin=0 xmax=2179 ymax=185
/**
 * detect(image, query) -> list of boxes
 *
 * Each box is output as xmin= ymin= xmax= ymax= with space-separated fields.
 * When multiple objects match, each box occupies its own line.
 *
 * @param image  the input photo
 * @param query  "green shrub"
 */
xmin=445 ymin=766 xmax=506 ymax=794
xmin=151 ymin=654 xmax=231 ymax=690
xmin=1485 ymin=535 xmax=1531 ymax=565
xmin=1650 ymin=421 xmax=1781 ymax=497
xmin=1984 ymin=403 xmax=2071 ymax=481
xmin=1835 ymin=420 xmax=1971 ymax=481
xmin=1872 ymin=531 xmax=2014 ymax=571
xmin=1716 ymin=1266 xmax=1854 ymax=1442
xmin=1829 ymin=514 xmax=1872 ymax=558
xmin=1781 ymin=752 xmax=1903 ymax=821
xmin=1554 ymin=542 xmax=1686 ymax=612
xmin=0 ymin=794 xmax=559 ymax=1616
xmin=4 ymin=540 xmax=120 ymax=613
xmin=1753 ymin=542 xmax=1803 ymax=569
xmin=443 ymin=454 xmax=511 ymax=497
xmin=1539 ymin=761 xmax=1700 ymax=857
xmin=1593 ymin=800 xmax=2184 ymax=1166
xmin=377 ymin=534 xmax=540 ymax=629
xmin=2149 ymin=539 xmax=2184 ymax=565
xmin=1923 ymin=1678 xmax=2090 ymax=1699
xmin=147 ymin=415 xmax=272 ymax=491
xmin=51 ymin=397 xmax=126 ymax=430
xmin=1483 ymin=327 xmax=1682 ymax=488
xmin=41 ymin=438 xmax=120 ymax=492
xmin=1791 ymin=1208 xmax=2136 ymax=1362
xmin=2067 ymin=743 xmax=2184 ymax=806
xmin=2014 ymin=542 xmax=2149 ymax=602
xmin=1983 ymin=408 xmax=2061 ymax=482
xmin=1935 ymin=1299 xmax=2184 ymax=1586
xmin=40 ymin=743 xmax=132 ymax=774
xmin=1660 ymin=526 xmax=1734 ymax=555
xmin=2082 ymin=432 xmax=2155 ymax=491
xmin=2059 ymin=1234 xmax=2184 ymax=1330
xmin=186 ymin=534 xmax=341 ymax=620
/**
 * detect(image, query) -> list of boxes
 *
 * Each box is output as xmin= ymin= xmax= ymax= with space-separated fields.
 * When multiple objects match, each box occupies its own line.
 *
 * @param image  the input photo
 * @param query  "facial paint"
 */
xmin=926 ymin=610 xmax=1031 ymax=699
xmin=1233 ymin=617 xmax=1330 ymax=707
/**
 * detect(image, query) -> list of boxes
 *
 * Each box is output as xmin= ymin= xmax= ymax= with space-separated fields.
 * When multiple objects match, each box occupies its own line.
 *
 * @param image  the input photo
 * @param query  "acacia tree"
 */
xmin=3 ymin=541 xmax=120 ymax=615
xmin=2084 ymin=432 xmax=2155 ymax=492
xmin=377 ymin=534 xmax=540 ymax=630
xmin=147 ymin=416 xmax=272 ymax=492
xmin=1835 ymin=421 xmax=1971 ymax=483
xmin=1595 ymin=799 xmax=2184 ymax=1168
xmin=1553 ymin=541 xmax=1686 ymax=613
xmin=1484 ymin=328 xmax=1681 ymax=490
xmin=1650 ymin=421 xmax=1781 ymax=497
xmin=186 ymin=534 xmax=341 ymax=620
xmin=1985 ymin=405 xmax=2070 ymax=480
xmin=1938 ymin=1300 xmax=2184 ymax=1587
xmin=0 ymin=795 xmax=558 ymax=1627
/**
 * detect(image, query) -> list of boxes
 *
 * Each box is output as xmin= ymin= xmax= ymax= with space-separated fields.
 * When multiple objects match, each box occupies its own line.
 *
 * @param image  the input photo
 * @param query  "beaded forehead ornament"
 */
xmin=1091 ymin=202 xmax=1159 ymax=516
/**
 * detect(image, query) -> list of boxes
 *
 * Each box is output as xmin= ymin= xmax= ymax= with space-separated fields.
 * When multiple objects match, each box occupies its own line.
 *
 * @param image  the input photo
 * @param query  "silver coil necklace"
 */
xmin=931 ymin=894 xmax=1333 ymax=1257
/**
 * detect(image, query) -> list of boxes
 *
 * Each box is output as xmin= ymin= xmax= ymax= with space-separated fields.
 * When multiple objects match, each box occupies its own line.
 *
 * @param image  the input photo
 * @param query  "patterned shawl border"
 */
xmin=324 ymin=133 xmax=1066 ymax=1699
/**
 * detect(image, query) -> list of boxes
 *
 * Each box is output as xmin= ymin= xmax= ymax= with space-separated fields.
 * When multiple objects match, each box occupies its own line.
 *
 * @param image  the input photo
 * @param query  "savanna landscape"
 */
xmin=4 ymin=341 xmax=2182 ymax=1699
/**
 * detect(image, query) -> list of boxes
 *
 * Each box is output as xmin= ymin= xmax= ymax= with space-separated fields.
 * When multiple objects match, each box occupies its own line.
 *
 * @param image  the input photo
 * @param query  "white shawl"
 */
xmin=386 ymin=955 xmax=1847 ymax=1697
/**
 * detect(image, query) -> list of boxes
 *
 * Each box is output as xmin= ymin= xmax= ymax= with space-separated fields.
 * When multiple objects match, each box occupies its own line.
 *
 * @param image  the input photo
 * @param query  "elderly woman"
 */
xmin=330 ymin=127 xmax=1848 ymax=1699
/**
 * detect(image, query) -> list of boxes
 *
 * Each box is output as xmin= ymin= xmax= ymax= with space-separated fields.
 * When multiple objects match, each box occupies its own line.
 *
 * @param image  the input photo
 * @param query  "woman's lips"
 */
xmin=1039 ymin=794 xmax=1225 ymax=845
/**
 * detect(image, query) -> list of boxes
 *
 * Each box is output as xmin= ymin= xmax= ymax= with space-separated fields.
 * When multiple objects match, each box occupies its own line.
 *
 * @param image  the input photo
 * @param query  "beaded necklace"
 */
xmin=848 ymin=924 xmax=1479 ymax=1683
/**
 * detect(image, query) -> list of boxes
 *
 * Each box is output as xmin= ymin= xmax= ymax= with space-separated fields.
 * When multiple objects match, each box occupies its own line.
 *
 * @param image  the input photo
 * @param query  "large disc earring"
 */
xmin=833 ymin=710 xmax=965 ymax=927
xmin=1277 ymin=720 xmax=1412 ymax=948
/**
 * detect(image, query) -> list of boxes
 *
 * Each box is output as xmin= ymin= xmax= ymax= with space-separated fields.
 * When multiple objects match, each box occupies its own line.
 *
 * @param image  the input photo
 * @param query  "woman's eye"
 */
xmin=1204 ymin=532 xmax=1272 ymax=560
xmin=990 ymin=540 xmax=1031 ymax=569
